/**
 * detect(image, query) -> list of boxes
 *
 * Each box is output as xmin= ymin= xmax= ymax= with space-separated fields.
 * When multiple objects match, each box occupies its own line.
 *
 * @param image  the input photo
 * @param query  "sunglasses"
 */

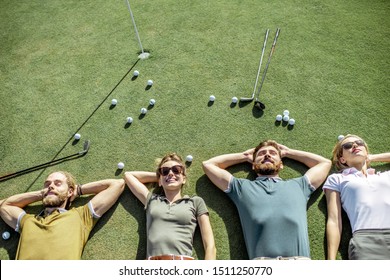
xmin=341 ymin=139 xmax=365 ymax=150
xmin=159 ymin=165 xmax=184 ymax=176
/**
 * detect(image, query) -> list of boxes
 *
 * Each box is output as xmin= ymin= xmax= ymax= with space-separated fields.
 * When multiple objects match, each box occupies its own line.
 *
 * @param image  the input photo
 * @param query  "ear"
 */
xmin=182 ymin=175 xmax=187 ymax=185
xmin=279 ymin=162 xmax=284 ymax=170
xmin=158 ymin=176 xmax=163 ymax=187
xmin=67 ymin=186 xmax=75 ymax=199
xmin=339 ymin=156 xmax=347 ymax=164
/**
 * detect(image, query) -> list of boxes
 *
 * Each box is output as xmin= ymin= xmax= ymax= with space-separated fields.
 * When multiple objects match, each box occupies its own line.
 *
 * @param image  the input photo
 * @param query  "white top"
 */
xmin=323 ymin=168 xmax=390 ymax=233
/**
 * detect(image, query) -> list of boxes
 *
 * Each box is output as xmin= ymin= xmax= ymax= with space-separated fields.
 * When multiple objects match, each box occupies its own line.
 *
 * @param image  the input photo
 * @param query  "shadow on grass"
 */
xmin=119 ymin=188 xmax=147 ymax=260
xmin=195 ymin=164 xmax=254 ymax=260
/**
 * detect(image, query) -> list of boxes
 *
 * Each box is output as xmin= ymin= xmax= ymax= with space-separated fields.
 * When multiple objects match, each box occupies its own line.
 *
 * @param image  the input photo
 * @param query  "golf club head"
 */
xmin=254 ymin=100 xmax=265 ymax=110
xmin=240 ymin=97 xmax=254 ymax=102
xmin=79 ymin=140 xmax=91 ymax=156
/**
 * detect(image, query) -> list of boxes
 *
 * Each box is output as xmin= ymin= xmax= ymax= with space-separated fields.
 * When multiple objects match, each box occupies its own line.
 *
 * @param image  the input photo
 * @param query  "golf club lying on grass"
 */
xmin=254 ymin=28 xmax=280 ymax=110
xmin=0 ymin=140 xmax=91 ymax=182
xmin=240 ymin=29 xmax=270 ymax=102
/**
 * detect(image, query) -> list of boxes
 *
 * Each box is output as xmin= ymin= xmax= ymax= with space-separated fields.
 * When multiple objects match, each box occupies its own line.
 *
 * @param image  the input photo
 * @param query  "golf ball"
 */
xmin=209 ymin=95 xmax=215 ymax=102
xmin=149 ymin=99 xmax=156 ymax=106
xmin=2 ymin=231 xmax=10 ymax=240
xmin=117 ymin=162 xmax=125 ymax=169
xmin=133 ymin=70 xmax=139 ymax=77
xmin=147 ymin=79 xmax=153 ymax=86
xmin=232 ymin=97 xmax=238 ymax=103
xmin=276 ymin=114 xmax=283 ymax=121
xmin=338 ymin=135 xmax=345 ymax=141
xmin=283 ymin=115 xmax=290 ymax=122
xmin=126 ymin=117 xmax=133 ymax=123
xmin=74 ymin=133 xmax=81 ymax=140
xmin=288 ymin=118 xmax=296 ymax=125
xmin=111 ymin=99 xmax=118 ymax=105
xmin=186 ymin=155 xmax=193 ymax=162
xmin=283 ymin=110 xmax=289 ymax=116
xmin=140 ymin=108 xmax=147 ymax=114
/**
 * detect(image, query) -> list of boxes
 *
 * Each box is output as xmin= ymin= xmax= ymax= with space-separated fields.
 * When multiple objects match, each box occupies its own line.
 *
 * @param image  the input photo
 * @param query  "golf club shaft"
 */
xmin=0 ymin=140 xmax=90 ymax=181
xmin=252 ymin=29 xmax=270 ymax=96
xmin=240 ymin=29 xmax=270 ymax=101
xmin=255 ymin=28 xmax=280 ymax=100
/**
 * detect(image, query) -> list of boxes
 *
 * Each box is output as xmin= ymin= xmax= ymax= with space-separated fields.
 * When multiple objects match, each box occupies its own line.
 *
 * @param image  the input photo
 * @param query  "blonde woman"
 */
xmin=323 ymin=134 xmax=390 ymax=259
xmin=124 ymin=153 xmax=216 ymax=260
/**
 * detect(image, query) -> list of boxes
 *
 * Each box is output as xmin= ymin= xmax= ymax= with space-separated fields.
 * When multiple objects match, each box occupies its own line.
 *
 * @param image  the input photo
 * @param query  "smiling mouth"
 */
xmin=165 ymin=178 xmax=177 ymax=183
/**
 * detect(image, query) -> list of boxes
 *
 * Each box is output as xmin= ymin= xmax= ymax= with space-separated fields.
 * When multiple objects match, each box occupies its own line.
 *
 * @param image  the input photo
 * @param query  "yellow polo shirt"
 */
xmin=16 ymin=203 xmax=98 ymax=260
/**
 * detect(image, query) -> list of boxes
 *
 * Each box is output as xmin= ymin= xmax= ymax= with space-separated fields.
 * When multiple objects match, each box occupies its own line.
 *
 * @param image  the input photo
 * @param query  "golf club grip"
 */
xmin=270 ymin=28 xmax=280 ymax=54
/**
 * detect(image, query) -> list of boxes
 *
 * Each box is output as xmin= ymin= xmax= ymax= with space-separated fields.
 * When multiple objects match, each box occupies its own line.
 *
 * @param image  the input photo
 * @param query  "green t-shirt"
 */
xmin=145 ymin=193 xmax=208 ymax=258
xmin=227 ymin=176 xmax=314 ymax=259
xmin=16 ymin=203 xmax=98 ymax=259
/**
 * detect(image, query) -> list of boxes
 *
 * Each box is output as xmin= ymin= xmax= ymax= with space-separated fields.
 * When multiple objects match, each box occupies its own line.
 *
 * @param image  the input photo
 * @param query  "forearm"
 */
xmin=198 ymin=214 xmax=217 ymax=260
xmin=204 ymin=244 xmax=217 ymax=260
xmin=202 ymin=152 xmax=251 ymax=170
xmin=124 ymin=171 xmax=158 ymax=184
xmin=80 ymin=179 xmax=124 ymax=196
xmin=326 ymin=220 xmax=342 ymax=260
xmin=369 ymin=152 xmax=390 ymax=163
xmin=0 ymin=191 xmax=43 ymax=229
xmin=0 ymin=190 xmax=43 ymax=209
xmin=284 ymin=148 xmax=329 ymax=168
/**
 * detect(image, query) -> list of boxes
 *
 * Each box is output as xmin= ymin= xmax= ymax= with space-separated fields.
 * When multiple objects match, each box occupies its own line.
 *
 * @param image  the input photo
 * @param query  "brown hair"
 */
xmin=332 ymin=134 xmax=369 ymax=171
xmin=253 ymin=140 xmax=282 ymax=162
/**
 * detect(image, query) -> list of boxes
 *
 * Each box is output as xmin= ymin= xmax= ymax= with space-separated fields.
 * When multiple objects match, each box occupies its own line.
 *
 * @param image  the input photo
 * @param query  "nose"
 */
xmin=352 ymin=142 xmax=359 ymax=148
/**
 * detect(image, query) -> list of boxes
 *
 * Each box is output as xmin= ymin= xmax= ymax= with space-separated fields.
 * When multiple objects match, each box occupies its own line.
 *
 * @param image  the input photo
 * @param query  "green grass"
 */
xmin=0 ymin=0 xmax=389 ymax=260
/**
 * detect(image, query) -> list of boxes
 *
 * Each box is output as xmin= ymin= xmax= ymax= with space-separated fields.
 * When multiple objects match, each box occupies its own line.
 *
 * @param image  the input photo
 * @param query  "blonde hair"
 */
xmin=332 ymin=134 xmax=369 ymax=171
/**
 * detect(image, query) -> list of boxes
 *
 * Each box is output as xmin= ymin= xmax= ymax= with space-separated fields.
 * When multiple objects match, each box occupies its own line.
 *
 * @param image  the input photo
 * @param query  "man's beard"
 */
xmin=254 ymin=162 xmax=282 ymax=175
xmin=42 ymin=192 xmax=69 ymax=208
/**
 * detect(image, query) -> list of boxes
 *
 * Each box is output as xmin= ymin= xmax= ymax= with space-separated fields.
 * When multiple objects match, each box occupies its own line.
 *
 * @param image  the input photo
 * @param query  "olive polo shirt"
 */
xmin=145 ymin=192 xmax=208 ymax=258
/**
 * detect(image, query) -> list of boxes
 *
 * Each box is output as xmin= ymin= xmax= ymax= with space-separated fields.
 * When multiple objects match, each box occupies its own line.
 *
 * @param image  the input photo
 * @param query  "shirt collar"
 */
xmin=41 ymin=207 xmax=67 ymax=216
xmin=256 ymin=176 xmax=282 ymax=182
xmin=342 ymin=167 xmax=376 ymax=176
xmin=159 ymin=194 xmax=190 ymax=202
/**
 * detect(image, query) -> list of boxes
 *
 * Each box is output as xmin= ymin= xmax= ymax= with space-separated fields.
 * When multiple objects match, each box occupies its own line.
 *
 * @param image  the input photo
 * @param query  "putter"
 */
xmin=0 ymin=140 xmax=91 ymax=181
xmin=240 ymin=29 xmax=270 ymax=102
xmin=254 ymin=28 xmax=280 ymax=110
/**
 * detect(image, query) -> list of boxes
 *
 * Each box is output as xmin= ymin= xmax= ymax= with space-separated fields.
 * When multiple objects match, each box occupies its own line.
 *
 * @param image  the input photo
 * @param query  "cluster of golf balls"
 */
xmin=276 ymin=110 xmax=295 ymax=125
xmin=108 ymin=71 xmax=157 ymax=123
xmin=115 ymin=70 xmax=156 ymax=171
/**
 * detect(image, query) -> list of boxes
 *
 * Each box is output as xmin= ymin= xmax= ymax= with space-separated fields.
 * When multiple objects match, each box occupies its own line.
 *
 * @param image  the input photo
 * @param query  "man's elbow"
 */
xmin=113 ymin=179 xmax=125 ymax=193
xmin=202 ymin=160 xmax=211 ymax=172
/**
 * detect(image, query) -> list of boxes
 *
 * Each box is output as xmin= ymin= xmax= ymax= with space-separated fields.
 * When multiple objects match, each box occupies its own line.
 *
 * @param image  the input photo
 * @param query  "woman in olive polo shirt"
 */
xmin=124 ymin=153 xmax=216 ymax=260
